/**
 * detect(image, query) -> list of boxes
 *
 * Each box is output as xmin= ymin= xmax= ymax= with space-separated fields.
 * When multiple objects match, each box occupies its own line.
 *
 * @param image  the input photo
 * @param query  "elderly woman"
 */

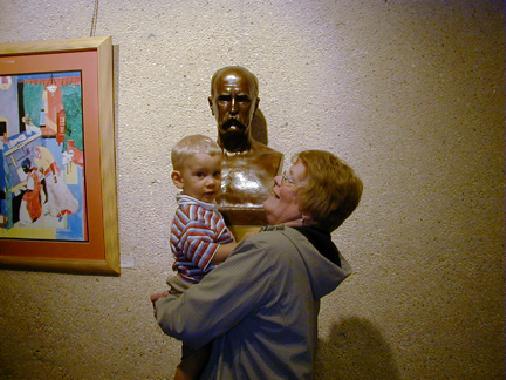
xmin=153 ymin=149 xmax=363 ymax=380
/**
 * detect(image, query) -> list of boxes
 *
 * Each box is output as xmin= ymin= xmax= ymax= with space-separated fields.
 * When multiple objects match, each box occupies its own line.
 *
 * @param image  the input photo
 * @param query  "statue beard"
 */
xmin=218 ymin=119 xmax=251 ymax=153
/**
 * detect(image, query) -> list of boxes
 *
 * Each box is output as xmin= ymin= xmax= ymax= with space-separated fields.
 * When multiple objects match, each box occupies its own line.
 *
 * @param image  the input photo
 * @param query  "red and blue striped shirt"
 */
xmin=170 ymin=195 xmax=234 ymax=284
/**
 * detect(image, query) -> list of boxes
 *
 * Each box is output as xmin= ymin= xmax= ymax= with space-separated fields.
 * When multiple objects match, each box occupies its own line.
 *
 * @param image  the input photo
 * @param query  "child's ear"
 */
xmin=171 ymin=170 xmax=184 ymax=189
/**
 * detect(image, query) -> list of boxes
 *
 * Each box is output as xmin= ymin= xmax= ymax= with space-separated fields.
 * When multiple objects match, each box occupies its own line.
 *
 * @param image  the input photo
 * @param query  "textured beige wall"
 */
xmin=0 ymin=1 xmax=503 ymax=379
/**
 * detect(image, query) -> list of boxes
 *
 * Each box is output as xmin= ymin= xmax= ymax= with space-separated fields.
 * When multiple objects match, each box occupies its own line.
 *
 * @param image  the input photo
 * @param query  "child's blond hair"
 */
xmin=171 ymin=135 xmax=221 ymax=171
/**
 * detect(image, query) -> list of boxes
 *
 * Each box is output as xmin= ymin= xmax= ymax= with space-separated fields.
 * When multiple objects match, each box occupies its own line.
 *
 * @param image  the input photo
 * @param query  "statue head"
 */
xmin=208 ymin=66 xmax=259 ymax=153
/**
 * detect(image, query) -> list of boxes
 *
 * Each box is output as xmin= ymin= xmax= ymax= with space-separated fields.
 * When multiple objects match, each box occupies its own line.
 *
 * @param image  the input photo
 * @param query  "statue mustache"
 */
xmin=221 ymin=118 xmax=247 ymax=132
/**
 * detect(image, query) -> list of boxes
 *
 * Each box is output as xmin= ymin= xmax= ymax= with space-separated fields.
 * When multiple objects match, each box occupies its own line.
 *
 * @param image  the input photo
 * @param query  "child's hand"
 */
xmin=240 ymin=229 xmax=260 ymax=241
xmin=150 ymin=290 xmax=171 ymax=307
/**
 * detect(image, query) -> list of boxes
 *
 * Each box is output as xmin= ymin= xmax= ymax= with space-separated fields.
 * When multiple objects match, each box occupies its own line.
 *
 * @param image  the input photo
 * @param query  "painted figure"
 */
xmin=19 ymin=158 xmax=42 ymax=224
xmin=208 ymin=66 xmax=282 ymax=224
xmin=34 ymin=146 xmax=78 ymax=219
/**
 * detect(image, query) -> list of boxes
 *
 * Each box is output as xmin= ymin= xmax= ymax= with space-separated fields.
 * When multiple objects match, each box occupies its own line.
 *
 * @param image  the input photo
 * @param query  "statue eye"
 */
xmin=218 ymin=95 xmax=231 ymax=102
xmin=236 ymin=95 xmax=250 ymax=103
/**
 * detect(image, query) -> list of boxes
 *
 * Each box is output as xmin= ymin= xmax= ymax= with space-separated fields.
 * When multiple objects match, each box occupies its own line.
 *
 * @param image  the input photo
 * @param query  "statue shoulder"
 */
xmin=248 ymin=141 xmax=283 ymax=175
xmin=251 ymin=140 xmax=282 ymax=158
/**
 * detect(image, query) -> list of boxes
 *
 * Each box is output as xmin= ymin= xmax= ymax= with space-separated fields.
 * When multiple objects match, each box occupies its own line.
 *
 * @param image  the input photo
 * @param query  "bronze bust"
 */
xmin=208 ymin=66 xmax=282 ymax=225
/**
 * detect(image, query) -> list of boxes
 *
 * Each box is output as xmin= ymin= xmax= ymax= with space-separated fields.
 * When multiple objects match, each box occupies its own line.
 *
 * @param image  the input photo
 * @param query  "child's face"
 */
xmin=172 ymin=153 xmax=221 ymax=203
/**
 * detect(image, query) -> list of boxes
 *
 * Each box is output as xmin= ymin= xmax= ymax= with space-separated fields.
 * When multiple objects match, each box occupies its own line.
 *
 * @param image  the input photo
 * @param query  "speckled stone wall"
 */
xmin=0 ymin=1 xmax=503 ymax=379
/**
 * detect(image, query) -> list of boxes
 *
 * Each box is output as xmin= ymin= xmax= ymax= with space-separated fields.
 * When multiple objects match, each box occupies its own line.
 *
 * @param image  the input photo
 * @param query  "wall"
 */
xmin=0 ymin=1 xmax=503 ymax=379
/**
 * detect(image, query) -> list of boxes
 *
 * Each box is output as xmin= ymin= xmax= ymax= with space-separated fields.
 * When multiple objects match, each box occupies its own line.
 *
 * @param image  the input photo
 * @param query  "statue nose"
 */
xmin=230 ymin=98 xmax=239 ymax=114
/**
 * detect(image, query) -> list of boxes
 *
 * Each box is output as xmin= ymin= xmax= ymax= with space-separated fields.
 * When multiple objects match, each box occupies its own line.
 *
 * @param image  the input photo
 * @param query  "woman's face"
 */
xmin=263 ymin=160 xmax=306 ymax=225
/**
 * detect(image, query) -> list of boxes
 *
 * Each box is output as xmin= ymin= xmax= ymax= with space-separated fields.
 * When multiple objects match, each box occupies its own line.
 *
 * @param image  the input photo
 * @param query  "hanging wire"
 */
xmin=89 ymin=0 xmax=99 ymax=37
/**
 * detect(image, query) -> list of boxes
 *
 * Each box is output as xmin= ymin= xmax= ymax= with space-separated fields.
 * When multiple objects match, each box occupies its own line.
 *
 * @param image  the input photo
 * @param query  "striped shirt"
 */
xmin=170 ymin=195 xmax=234 ymax=284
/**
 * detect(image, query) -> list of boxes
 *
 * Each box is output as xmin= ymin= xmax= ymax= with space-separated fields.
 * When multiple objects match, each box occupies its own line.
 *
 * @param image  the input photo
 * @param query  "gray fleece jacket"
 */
xmin=155 ymin=227 xmax=349 ymax=380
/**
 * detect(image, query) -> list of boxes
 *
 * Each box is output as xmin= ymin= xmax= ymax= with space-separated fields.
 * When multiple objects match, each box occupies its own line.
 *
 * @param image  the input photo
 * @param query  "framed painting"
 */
xmin=0 ymin=36 xmax=120 ymax=275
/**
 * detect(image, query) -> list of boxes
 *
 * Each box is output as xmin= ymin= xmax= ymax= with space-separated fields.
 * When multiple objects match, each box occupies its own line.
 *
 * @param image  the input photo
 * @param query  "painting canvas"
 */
xmin=0 ymin=71 xmax=87 ymax=241
xmin=0 ymin=36 xmax=119 ymax=274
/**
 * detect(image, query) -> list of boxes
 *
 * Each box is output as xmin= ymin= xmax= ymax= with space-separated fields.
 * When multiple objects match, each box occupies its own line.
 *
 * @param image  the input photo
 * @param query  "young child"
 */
xmin=151 ymin=134 xmax=237 ymax=380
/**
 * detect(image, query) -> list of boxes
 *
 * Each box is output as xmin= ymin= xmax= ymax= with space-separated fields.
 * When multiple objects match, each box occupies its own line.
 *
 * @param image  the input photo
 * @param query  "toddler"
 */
xmin=151 ymin=134 xmax=236 ymax=380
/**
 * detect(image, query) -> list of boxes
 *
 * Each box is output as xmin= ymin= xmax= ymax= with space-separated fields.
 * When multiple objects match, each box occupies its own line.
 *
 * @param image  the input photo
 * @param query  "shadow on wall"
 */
xmin=315 ymin=317 xmax=400 ymax=380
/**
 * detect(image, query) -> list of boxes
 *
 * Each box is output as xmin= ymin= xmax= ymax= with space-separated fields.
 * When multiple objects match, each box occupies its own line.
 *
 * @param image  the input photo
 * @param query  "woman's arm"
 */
xmin=155 ymin=237 xmax=274 ymax=350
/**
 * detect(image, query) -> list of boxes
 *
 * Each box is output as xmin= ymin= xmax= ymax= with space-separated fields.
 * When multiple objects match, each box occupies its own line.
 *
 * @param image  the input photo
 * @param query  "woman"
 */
xmin=153 ymin=149 xmax=363 ymax=380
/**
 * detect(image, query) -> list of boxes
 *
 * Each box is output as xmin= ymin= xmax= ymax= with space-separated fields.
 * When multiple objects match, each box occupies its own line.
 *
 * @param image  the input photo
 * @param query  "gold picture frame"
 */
xmin=0 ymin=36 xmax=120 ymax=275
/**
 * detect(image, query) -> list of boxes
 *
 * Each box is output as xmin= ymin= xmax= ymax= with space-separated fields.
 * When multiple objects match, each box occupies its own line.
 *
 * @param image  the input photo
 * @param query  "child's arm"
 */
xmin=239 ymin=229 xmax=260 ymax=241
xmin=211 ymin=228 xmax=261 ymax=264
xmin=211 ymin=242 xmax=237 ymax=264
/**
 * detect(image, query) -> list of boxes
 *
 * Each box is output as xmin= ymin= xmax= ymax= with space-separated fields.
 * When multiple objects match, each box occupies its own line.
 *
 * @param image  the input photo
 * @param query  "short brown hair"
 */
xmin=294 ymin=150 xmax=363 ymax=232
xmin=171 ymin=135 xmax=221 ymax=171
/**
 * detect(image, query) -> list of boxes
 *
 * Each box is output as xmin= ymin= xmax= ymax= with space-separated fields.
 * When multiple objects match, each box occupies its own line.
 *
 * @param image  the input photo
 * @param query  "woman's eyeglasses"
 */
xmin=281 ymin=171 xmax=296 ymax=185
